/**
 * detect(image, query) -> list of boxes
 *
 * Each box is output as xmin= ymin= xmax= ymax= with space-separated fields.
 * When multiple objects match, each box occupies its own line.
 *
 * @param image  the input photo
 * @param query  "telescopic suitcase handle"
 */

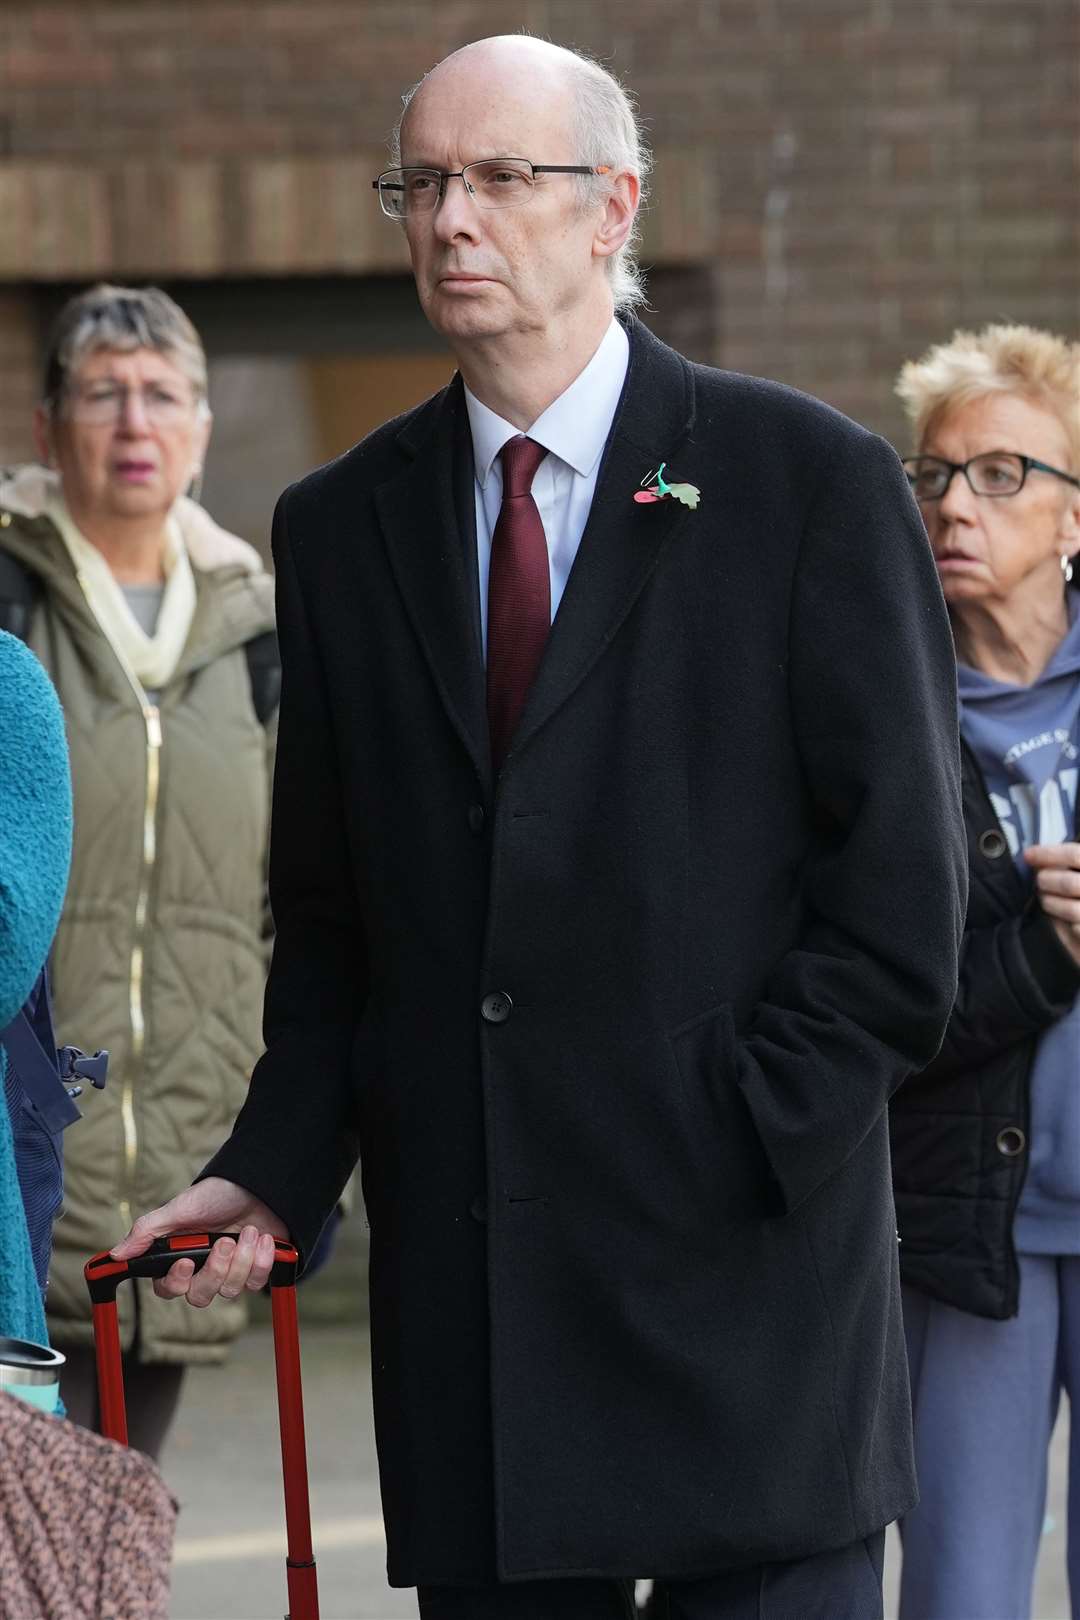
xmin=85 ymin=1233 xmax=320 ymax=1620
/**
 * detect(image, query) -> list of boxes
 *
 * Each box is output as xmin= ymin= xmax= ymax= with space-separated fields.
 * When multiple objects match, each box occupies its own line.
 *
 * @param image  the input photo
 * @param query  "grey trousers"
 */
xmin=900 ymin=1256 xmax=1080 ymax=1620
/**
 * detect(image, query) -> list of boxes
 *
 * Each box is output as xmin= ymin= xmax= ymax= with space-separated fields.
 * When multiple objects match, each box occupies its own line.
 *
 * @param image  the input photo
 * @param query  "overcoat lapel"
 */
xmin=374 ymin=378 xmax=491 ymax=789
xmin=509 ymin=319 xmax=699 ymax=764
xmin=373 ymin=321 xmax=698 ymax=786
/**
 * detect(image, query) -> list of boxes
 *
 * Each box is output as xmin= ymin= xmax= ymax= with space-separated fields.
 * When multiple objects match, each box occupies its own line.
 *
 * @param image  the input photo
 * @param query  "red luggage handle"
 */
xmin=85 ymin=1233 xmax=319 ymax=1620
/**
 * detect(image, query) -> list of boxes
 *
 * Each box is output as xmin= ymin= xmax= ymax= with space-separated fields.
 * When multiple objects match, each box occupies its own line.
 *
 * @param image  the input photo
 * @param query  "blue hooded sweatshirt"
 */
xmin=958 ymin=607 xmax=1080 ymax=1254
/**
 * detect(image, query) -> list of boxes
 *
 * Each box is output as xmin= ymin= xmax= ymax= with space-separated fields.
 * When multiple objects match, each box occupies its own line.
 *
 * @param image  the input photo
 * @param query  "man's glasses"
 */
xmin=903 ymin=452 xmax=1080 ymax=502
xmin=60 ymin=382 xmax=200 ymax=428
xmin=372 ymin=158 xmax=612 ymax=220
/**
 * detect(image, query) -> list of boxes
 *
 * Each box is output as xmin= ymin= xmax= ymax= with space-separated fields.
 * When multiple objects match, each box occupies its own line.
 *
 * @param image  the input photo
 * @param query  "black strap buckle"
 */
xmin=58 ymin=1047 xmax=109 ymax=1098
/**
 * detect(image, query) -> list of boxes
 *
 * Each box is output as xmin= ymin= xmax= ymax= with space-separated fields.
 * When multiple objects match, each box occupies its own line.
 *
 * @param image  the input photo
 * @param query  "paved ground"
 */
xmin=159 ymin=1229 xmax=1072 ymax=1620
xmin=165 ymin=1319 xmax=410 ymax=1620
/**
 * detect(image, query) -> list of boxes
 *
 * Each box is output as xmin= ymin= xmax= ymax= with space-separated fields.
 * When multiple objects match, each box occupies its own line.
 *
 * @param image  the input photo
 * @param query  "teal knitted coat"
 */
xmin=0 ymin=630 xmax=72 ymax=1345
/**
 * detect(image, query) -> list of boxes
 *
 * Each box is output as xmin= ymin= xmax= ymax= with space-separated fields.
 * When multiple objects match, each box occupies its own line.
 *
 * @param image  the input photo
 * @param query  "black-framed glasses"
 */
xmin=372 ymin=157 xmax=612 ymax=220
xmin=903 ymin=452 xmax=1080 ymax=502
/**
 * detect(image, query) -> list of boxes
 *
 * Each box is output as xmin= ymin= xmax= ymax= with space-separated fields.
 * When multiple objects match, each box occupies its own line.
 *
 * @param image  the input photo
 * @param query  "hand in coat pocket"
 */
xmin=667 ymin=1004 xmax=779 ymax=1220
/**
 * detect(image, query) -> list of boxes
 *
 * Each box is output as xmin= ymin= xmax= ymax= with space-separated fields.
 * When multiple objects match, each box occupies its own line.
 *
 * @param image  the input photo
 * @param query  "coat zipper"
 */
xmin=121 ymin=701 xmax=161 ymax=1230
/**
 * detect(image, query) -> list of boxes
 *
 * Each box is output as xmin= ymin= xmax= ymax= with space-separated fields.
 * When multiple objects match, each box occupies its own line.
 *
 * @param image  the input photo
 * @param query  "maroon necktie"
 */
xmin=486 ymin=435 xmax=550 ymax=769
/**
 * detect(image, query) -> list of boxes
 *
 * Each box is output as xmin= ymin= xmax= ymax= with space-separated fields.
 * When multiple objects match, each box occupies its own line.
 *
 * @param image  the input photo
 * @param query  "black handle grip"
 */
xmin=85 ymin=1231 xmax=299 ymax=1303
xmin=130 ymin=1233 xmax=238 ymax=1279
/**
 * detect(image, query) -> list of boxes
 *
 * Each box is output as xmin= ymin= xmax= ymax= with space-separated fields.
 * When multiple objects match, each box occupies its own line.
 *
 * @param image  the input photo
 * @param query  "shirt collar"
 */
xmin=464 ymin=318 xmax=630 ymax=488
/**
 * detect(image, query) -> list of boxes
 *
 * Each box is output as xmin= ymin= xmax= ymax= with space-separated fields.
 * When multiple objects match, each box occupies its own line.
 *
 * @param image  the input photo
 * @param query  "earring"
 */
xmin=1063 ymin=553 xmax=1074 ymax=584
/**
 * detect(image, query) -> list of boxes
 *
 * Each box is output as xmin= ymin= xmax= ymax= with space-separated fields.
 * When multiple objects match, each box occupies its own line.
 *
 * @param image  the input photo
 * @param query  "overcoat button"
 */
xmin=469 ymin=1196 xmax=487 ymax=1223
xmin=979 ymin=828 xmax=1008 ymax=859
xmin=996 ymin=1125 xmax=1026 ymax=1157
xmin=481 ymin=991 xmax=512 ymax=1023
xmin=467 ymin=803 xmax=486 ymax=835
xmin=0 ymin=512 xmax=10 ymax=528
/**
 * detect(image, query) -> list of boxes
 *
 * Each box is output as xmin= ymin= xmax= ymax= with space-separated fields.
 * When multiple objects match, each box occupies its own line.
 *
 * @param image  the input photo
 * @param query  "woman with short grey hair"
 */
xmin=0 ymin=282 xmax=277 ymax=1460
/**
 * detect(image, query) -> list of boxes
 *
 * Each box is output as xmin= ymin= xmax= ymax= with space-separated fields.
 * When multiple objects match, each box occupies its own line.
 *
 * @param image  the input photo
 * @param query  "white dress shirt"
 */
xmin=464 ymin=318 xmax=630 ymax=658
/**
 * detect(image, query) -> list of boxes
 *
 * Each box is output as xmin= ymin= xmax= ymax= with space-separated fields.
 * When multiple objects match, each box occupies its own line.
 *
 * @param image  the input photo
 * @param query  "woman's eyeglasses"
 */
xmin=903 ymin=452 xmax=1080 ymax=501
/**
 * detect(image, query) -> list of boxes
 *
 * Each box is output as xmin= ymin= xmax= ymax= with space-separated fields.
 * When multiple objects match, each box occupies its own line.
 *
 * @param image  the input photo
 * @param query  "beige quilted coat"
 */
xmin=0 ymin=467 xmax=275 ymax=1364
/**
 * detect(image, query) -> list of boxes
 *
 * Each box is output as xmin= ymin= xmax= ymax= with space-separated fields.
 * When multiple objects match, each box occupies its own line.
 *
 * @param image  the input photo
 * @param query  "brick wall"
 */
xmin=0 ymin=288 xmax=39 ymax=464
xmin=0 ymin=0 xmax=1077 ymax=448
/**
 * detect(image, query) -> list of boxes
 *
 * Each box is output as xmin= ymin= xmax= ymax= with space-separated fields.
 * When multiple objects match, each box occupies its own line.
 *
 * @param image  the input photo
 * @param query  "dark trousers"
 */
xmin=418 ymin=1530 xmax=885 ymax=1619
xmin=60 ymin=1342 xmax=186 ymax=1462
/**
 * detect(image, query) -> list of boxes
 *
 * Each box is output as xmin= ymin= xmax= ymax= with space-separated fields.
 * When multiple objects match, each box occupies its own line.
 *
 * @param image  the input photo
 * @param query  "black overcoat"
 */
xmin=891 ymin=739 xmax=1080 ymax=1320
xmin=206 ymin=321 xmax=967 ymax=1584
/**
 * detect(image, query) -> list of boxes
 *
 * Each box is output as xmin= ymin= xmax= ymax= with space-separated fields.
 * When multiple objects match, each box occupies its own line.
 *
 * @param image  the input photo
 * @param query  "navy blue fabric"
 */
xmin=1 ymin=971 xmax=69 ymax=1292
xmin=298 ymin=1206 xmax=342 ymax=1282
xmin=1 ymin=971 xmax=81 ymax=1135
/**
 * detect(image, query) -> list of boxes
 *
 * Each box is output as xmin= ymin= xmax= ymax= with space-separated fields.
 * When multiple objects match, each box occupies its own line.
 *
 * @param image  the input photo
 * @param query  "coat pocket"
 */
xmin=666 ymin=1003 xmax=775 ymax=1220
xmin=666 ymin=1002 xmax=737 ymax=1107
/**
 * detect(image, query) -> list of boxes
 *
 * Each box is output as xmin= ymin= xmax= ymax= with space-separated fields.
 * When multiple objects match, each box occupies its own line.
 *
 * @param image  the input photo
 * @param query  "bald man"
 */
xmin=115 ymin=35 xmax=965 ymax=1620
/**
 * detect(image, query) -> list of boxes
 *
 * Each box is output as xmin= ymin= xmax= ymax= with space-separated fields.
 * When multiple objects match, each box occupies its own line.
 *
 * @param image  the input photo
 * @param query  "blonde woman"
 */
xmin=0 ymin=284 xmax=277 ymax=1459
xmin=890 ymin=324 xmax=1080 ymax=1618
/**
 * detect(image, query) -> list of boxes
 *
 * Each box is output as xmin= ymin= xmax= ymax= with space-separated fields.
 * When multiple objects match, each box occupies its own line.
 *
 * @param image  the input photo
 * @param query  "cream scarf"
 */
xmin=48 ymin=492 xmax=197 ymax=692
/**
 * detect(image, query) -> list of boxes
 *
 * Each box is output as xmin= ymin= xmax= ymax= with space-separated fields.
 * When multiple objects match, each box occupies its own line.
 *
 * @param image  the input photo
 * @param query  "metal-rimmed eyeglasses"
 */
xmin=372 ymin=157 xmax=612 ymax=220
xmin=58 ymin=381 xmax=202 ymax=429
xmin=903 ymin=452 xmax=1080 ymax=502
